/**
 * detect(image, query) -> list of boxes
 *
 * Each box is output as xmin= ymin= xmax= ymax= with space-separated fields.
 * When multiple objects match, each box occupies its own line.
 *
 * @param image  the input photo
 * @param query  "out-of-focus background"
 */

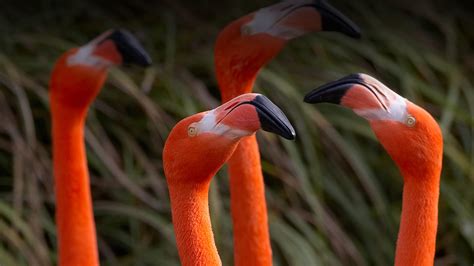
xmin=0 ymin=0 xmax=473 ymax=265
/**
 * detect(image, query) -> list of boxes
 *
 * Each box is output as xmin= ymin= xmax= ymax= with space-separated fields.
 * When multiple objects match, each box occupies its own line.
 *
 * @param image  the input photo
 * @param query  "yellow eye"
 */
xmin=406 ymin=115 xmax=416 ymax=127
xmin=188 ymin=123 xmax=198 ymax=137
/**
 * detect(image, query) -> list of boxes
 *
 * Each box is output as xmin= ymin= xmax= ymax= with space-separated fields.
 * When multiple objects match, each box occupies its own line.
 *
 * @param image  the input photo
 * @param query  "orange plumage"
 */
xmin=214 ymin=2 xmax=360 ymax=264
xmin=50 ymin=30 xmax=150 ymax=265
xmin=164 ymin=93 xmax=295 ymax=266
xmin=305 ymin=73 xmax=443 ymax=265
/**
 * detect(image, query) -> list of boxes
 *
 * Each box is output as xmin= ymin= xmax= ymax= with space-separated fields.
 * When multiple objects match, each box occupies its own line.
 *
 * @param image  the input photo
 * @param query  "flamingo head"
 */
xmin=215 ymin=0 xmax=361 ymax=98
xmin=50 ymin=29 xmax=151 ymax=109
xmin=304 ymin=74 xmax=443 ymax=178
xmin=164 ymin=93 xmax=295 ymax=185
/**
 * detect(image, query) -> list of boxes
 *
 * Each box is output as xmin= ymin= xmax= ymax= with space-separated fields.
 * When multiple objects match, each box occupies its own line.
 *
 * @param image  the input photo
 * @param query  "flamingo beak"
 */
xmin=194 ymin=94 xmax=295 ymax=140
xmin=303 ymin=74 xmax=367 ymax=104
xmin=243 ymin=0 xmax=360 ymax=40
xmin=248 ymin=95 xmax=296 ymax=140
xmin=313 ymin=0 xmax=361 ymax=38
xmin=104 ymin=29 xmax=152 ymax=67
xmin=304 ymin=74 xmax=410 ymax=124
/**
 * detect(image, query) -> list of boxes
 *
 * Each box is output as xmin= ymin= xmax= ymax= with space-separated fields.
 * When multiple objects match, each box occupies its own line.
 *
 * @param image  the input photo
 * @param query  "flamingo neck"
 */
xmin=395 ymin=168 xmax=441 ymax=266
xmin=214 ymin=33 xmax=284 ymax=266
xmin=217 ymin=67 xmax=274 ymax=265
xmin=214 ymin=31 xmax=285 ymax=101
xmin=168 ymin=179 xmax=221 ymax=266
xmin=227 ymin=136 xmax=272 ymax=266
xmin=51 ymin=104 xmax=99 ymax=266
xmin=216 ymin=60 xmax=260 ymax=102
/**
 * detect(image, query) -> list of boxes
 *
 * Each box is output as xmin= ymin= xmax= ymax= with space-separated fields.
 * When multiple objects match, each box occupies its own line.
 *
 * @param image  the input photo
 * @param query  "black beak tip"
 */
xmin=274 ymin=121 xmax=297 ymax=140
xmin=303 ymin=74 xmax=365 ymax=105
xmin=276 ymin=124 xmax=296 ymax=140
xmin=303 ymin=92 xmax=315 ymax=103
xmin=339 ymin=25 xmax=362 ymax=39
xmin=303 ymin=89 xmax=332 ymax=104
xmin=303 ymin=85 xmax=344 ymax=105
xmin=316 ymin=0 xmax=362 ymax=39
xmin=285 ymin=129 xmax=297 ymax=140
xmin=251 ymin=95 xmax=297 ymax=141
xmin=107 ymin=29 xmax=152 ymax=67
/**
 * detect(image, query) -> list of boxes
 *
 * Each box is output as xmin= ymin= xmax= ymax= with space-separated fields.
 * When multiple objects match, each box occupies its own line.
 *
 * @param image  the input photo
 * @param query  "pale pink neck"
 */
xmin=168 ymin=180 xmax=221 ymax=266
xmin=395 ymin=170 xmax=440 ymax=266
xmin=51 ymin=104 xmax=99 ymax=266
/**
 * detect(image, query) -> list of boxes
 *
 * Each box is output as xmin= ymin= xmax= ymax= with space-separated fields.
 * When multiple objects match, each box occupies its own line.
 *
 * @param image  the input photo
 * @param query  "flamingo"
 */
xmin=163 ymin=93 xmax=295 ymax=266
xmin=214 ymin=0 xmax=361 ymax=264
xmin=304 ymin=73 xmax=443 ymax=265
xmin=50 ymin=29 xmax=151 ymax=265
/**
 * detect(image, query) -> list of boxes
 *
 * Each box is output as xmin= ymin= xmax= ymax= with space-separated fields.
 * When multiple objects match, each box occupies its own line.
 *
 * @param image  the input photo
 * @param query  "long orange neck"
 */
xmin=219 ymin=66 xmax=273 ymax=266
xmin=215 ymin=19 xmax=285 ymax=102
xmin=227 ymin=137 xmax=272 ymax=265
xmin=215 ymin=25 xmax=285 ymax=266
xmin=218 ymin=65 xmax=258 ymax=102
xmin=168 ymin=179 xmax=221 ymax=266
xmin=395 ymin=169 xmax=441 ymax=266
xmin=51 ymin=102 xmax=99 ymax=266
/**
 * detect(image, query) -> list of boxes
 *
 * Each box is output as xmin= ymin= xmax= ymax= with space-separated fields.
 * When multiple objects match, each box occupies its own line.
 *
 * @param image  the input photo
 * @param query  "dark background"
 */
xmin=0 ymin=0 xmax=473 ymax=265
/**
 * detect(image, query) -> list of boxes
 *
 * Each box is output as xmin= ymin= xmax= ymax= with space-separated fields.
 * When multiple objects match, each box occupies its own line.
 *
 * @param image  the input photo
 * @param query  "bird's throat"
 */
xmin=395 ymin=171 xmax=440 ymax=266
xmin=218 ymin=66 xmax=259 ymax=102
xmin=215 ymin=36 xmax=285 ymax=102
xmin=227 ymin=136 xmax=272 ymax=266
xmin=168 ymin=181 xmax=222 ymax=266
xmin=51 ymin=106 xmax=99 ymax=266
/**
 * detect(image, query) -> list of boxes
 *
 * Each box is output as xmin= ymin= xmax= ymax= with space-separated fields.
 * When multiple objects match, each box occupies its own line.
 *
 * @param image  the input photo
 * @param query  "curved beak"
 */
xmin=243 ymin=0 xmax=361 ymax=40
xmin=303 ymin=73 xmax=409 ymax=123
xmin=104 ymin=29 xmax=152 ymax=67
xmin=312 ymin=0 xmax=361 ymax=38
xmin=304 ymin=74 xmax=367 ymax=104
xmin=198 ymin=94 xmax=295 ymax=140
xmin=247 ymin=95 xmax=296 ymax=140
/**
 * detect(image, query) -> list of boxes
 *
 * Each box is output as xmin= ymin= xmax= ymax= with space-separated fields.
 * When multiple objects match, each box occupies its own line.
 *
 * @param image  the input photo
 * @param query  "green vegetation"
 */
xmin=0 ymin=0 xmax=473 ymax=265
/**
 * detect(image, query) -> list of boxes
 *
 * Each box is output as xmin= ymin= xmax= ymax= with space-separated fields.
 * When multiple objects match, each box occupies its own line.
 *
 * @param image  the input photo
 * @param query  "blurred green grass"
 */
xmin=0 ymin=0 xmax=473 ymax=265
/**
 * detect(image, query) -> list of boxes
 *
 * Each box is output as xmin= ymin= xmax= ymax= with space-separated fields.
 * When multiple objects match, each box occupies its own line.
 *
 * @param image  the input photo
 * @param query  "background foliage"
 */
xmin=0 ymin=0 xmax=473 ymax=265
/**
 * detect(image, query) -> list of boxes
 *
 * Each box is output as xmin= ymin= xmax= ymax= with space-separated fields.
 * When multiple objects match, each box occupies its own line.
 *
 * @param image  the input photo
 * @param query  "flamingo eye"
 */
xmin=188 ymin=123 xmax=198 ymax=137
xmin=406 ymin=115 xmax=416 ymax=127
